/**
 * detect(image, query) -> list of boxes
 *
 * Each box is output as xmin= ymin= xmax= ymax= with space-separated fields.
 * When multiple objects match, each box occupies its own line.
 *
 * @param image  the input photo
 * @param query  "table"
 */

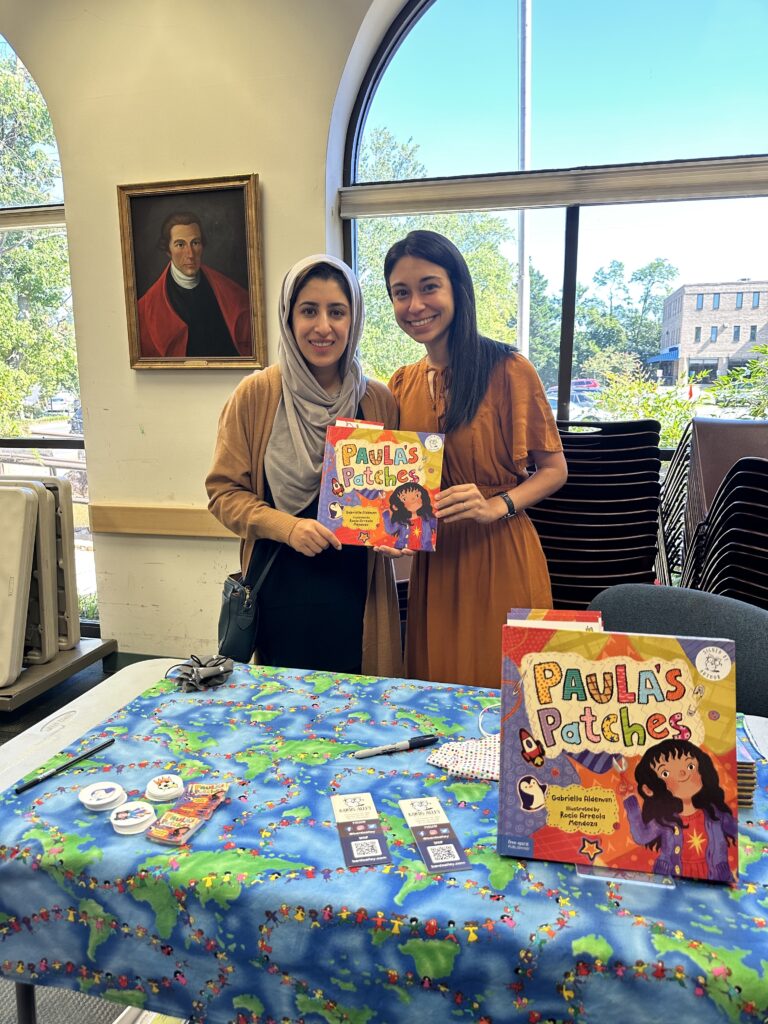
xmin=1 ymin=660 xmax=767 ymax=1024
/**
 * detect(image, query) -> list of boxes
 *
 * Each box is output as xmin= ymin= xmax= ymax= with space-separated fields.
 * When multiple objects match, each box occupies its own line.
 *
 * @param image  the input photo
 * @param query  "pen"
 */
xmin=353 ymin=734 xmax=438 ymax=759
xmin=14 ymin=736 xmax=116 ymax=794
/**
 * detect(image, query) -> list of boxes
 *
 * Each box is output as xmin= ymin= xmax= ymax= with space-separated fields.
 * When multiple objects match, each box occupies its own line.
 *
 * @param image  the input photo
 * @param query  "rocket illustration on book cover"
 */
xmin=497 ymin=625 xmax=738 ymax=883
xmin=318 ymin=421 xmax=445 ymax=550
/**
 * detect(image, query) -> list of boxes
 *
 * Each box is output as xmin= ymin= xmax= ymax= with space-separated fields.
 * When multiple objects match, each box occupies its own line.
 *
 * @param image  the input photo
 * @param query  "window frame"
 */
xmin=340 ymin=0 xmax=768 ymax=428
xmin=0 ymin=203 xmax=97 ymax=628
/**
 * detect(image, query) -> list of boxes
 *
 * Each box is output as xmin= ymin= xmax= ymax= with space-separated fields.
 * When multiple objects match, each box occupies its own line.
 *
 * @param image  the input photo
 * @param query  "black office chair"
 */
xmin=587 ymin=583 xmax=768 ymax=717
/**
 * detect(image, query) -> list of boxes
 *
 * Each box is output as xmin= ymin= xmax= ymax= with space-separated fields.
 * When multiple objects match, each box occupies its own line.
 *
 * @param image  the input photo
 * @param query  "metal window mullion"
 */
xmin=558 ymin=207 xmax=579 ymax=417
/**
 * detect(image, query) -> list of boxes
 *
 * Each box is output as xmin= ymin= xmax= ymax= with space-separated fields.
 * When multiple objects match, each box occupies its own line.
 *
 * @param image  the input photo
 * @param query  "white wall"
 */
xmin=0 ymin=0 xmax=401 ymax=655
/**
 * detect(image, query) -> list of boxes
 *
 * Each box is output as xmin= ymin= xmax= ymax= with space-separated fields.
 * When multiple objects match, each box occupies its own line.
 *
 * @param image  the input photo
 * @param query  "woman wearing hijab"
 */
xmin=206 ymin=255 xmax=401 ymax=676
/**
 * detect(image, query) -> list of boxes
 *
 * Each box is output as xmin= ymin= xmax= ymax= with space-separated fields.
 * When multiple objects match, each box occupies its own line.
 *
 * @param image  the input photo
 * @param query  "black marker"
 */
xmin=14 ymin=737 xmax=116 ymax=794
xmin=353 ymin=734 xmax=438 ymax=759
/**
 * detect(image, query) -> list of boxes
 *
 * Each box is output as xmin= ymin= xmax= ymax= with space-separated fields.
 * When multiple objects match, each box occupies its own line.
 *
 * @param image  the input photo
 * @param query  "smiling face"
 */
xmin=387 ymin=256 xmax=455 ymax=359
xmin=168 ymin=222 xmax=204 ymax=277
xmin=400 ymin=487 xmax=423 ymax=514
xmin=649 ymin=750 xmax=703 ymax=804
xmin=290 ymin=276 xmax=351 ymax=389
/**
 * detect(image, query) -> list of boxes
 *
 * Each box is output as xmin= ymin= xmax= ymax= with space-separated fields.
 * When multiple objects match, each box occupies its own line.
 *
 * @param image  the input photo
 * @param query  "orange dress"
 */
xmin=390 ymin=355 xmax=563 ymax=688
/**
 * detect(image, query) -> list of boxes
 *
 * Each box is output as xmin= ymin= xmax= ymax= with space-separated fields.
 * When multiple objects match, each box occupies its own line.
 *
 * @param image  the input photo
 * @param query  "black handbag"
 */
xmin=217 ymin=543 xmax=280 ymax=663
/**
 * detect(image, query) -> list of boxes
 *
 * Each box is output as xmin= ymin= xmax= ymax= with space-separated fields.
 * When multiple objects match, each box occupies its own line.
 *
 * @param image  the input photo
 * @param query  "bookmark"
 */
xmin=331 ymin=792 xmax=392 ymax=868
xmin=175 ymin=782 xmax=229 ymax=819
xmin=146 ymin=810 xmax=205 ymax=845
xmin=399 ymin=797 xmax=471 ymax=873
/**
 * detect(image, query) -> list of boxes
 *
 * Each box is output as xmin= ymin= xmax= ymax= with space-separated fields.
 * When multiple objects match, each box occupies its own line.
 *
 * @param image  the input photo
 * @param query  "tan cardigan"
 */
xmin=206 ymin=364 xmax=403 ymax=677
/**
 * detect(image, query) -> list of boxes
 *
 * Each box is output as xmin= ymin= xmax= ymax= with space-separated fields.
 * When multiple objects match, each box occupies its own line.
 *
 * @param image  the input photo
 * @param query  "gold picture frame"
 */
xmin=118 ymin=174 xmax=266 ymax=369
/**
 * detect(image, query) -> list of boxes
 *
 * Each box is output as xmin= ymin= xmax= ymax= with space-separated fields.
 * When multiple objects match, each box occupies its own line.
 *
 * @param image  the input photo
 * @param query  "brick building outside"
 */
xmin=653 ymin=280 xmax=767 ymax=383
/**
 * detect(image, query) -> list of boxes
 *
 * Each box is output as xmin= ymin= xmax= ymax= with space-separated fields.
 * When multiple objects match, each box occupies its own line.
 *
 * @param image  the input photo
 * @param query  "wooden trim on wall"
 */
xmin=90 ymin=503 xmax=236 ymax=539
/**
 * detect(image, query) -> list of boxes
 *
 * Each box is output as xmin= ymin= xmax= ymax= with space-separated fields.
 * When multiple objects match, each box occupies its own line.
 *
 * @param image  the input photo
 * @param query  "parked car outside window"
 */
xmin=548 ymin=391 xmax=600 ymax=421
xmin=48 ymin=390 xmax=77 ymax=415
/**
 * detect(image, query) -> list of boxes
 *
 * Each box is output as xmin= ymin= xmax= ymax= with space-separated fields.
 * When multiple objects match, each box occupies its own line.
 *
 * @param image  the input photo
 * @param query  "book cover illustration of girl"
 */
xmin=383 ymin=483 xmax=437 ymax=551
xmin=623 ymin=738 xmax=737 ymax=882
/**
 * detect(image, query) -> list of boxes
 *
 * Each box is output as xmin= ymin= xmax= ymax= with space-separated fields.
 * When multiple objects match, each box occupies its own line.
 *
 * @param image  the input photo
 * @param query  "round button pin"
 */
xmin=145 ymin=774 xmax=184 ymax=802
xmin=110 ymin=800 xmax=157 ymax=834
xmin=79 ymin=782 xmax=127 ymax=811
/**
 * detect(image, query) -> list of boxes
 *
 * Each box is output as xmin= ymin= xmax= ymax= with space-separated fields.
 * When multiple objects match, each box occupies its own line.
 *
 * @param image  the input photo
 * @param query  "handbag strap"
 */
xmin=243 ymin=542 xmax=281 ymax=594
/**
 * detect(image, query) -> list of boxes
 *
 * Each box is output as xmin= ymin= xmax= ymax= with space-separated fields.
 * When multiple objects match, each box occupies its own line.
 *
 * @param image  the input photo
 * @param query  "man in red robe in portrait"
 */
xmin=137 ymin=211 xmax=252 ymax=358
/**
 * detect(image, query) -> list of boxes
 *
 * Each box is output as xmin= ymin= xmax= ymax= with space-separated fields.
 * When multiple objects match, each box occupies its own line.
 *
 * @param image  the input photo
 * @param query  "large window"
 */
xmin=0 ymin=37 xmax=96 ymax=621
xmin=355 ymin=0 xmax=768 ymax=181
xmin=356 ymin=205 xmax=563 ymax=387
xmin=343 ymin=0 xmax=768 ymax=445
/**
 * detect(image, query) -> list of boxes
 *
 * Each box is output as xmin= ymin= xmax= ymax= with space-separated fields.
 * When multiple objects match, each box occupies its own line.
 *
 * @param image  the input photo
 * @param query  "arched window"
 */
xmin=0 ymin=36 xmax=96 ymax=621
xmin=343 ymin=0 xmax=768 ymax=445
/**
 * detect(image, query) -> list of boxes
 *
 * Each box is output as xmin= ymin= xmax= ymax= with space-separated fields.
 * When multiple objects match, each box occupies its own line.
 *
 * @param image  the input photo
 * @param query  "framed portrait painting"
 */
xmin=118 ymin=174 xmax=266 ymax=369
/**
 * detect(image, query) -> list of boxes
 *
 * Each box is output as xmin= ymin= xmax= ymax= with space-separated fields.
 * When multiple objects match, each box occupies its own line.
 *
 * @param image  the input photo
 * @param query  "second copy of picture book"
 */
xmin=507 ymin=608 xmax=603 ymax=630
xmin=497 ymin=625 xmax=739 ymax=883
xmin=317 ymin=420 xmax=445 ymax=550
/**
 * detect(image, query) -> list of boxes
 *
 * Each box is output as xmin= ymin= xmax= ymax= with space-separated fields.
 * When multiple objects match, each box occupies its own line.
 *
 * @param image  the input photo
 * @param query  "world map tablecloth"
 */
xmin=1 ymin=663 xmax=767 ymax=1023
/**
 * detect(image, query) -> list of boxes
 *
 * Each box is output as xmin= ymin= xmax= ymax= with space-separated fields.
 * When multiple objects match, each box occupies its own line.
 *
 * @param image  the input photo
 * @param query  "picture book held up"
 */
xmin=317 ymin=420 xmax=444 ymax=550
xmin=497 ymin=624 xmax=738 ymax=883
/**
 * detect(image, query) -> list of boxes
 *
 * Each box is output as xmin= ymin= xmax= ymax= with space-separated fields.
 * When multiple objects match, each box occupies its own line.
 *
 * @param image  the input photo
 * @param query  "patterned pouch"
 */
xmin=427 ymin=705 xmax=501 ymax=782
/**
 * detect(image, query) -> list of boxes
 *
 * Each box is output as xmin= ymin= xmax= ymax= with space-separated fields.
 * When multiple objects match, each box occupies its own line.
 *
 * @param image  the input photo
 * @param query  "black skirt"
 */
xmin=254 ymin=483 xmax=367 ymax=675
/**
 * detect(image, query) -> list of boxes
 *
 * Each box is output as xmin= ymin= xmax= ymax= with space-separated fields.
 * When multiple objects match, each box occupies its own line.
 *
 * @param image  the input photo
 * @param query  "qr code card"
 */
xmin=331 ymin=792 xmax=392 ymax=868
xmin=399 ymin=797 xmax=471 ymax=873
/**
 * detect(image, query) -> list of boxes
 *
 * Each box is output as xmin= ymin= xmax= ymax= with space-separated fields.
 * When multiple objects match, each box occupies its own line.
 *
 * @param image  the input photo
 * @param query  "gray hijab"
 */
xmin=264 ymin=254 xmax=366 ymax=514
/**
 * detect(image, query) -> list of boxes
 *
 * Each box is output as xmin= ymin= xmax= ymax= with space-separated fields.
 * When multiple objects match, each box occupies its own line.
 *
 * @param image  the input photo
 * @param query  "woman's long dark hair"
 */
xmin=634 ymin=738 xmax=735 ymax=852
xmin=384 ymin=230 xmax=515 ymax=432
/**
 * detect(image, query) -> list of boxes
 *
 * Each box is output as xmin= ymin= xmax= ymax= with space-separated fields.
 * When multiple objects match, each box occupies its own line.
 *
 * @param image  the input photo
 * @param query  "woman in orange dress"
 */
xmin=383 ymin=230 xmax=568 ymax=688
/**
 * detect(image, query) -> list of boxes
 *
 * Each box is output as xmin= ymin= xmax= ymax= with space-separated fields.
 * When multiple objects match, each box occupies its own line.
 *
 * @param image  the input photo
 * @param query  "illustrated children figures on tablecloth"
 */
xmin=383 ymin=482 xmax=437 ymax=551
xmin=623 ymin=738 xmax=737 ymax=882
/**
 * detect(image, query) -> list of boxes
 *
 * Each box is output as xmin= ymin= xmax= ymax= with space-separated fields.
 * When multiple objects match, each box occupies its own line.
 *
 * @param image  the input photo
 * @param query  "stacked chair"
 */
xmin=527 ymin=420 xmax=661 ymax=610
xmin=655 ymin=420 xmax=692 ymax=585
xmin=0 ymin=485 xmax=37 ymax=688
xmin=0 ymin=476 xmax=80 ymax=687
xmin=656 ymin=417 xmax=768 ymax=612
xmin=683 ymin=418 xmax=768 ymax=555
xmin=681 ymin=455 xmax=768 ymax=610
